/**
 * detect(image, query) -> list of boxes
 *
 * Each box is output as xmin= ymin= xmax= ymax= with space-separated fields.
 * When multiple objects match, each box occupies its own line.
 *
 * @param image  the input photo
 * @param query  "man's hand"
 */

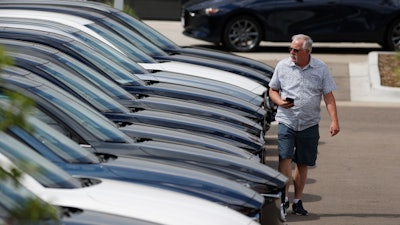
xmin=330 ymin=121 xmax=340 ymax=136
xmin=281 ymin=100 xmax=295 ymax=109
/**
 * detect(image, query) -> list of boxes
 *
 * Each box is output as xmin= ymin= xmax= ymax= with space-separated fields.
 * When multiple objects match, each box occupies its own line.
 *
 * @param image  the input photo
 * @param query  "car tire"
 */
xmin=384 ymin=18 xmax=400 ymax=51
xmin=222 ymin=16 xmax=262 ymax=52
xmin=259 ymin=145 xmax=267 ymax=164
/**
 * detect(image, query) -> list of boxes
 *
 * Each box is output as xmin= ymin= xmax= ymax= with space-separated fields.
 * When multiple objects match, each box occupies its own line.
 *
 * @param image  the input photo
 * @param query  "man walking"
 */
xmin=269 ymin=34 xmax=340 ymax=216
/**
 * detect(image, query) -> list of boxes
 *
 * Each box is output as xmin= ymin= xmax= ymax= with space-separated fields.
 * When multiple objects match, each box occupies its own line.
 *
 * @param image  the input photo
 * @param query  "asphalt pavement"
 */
xmin=145 ymin=20 xmax=400 ymax=225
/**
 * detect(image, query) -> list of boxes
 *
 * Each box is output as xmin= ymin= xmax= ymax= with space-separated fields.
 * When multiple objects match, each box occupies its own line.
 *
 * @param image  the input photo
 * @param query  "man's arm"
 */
xmin=269 ymin=88 xmax=294 ymax=109
xmin=324 ymin=92 xmax=340 ymax=136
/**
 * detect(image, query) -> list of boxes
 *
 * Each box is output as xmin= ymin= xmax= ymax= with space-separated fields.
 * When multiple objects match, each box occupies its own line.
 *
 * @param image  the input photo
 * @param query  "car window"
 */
xmin=63 ymin=41 xmax=146 ymax=86
xmin=85 ymin=22 xmax=157 ymax=63
xmin=0 ymin=179 xmax=42 ymax=215
xmin=114 ymin=12 xmax=179 ymax=50
xmin=30 ymin=107 xmax=85 ymax=144
xmin=20 ymin=116 xmax=100 ymax=164
xmin=73 ymin=30 xmax=149 ymax=74
xmin=100 ymin=17 xmax=169 ymax=57
xmin=31 ymin=87 xmax=132 ymax=143
xmin=36 ymin=63 xmax=130 ymax=114
xmin=48 ymin=52 xmax=135 ymax=101
xmin=0 ymin=132 xmax=82 ymax=189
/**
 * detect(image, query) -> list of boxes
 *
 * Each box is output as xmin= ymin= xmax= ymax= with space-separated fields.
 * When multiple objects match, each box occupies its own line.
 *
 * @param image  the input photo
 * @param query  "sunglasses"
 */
xmin=289 ymin=47 xmax=303 ymax=53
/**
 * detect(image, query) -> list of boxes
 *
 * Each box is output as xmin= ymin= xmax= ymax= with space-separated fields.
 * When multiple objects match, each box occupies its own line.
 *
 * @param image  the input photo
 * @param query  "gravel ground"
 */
xmin=378 ymin=53 xmax=400 ymax=87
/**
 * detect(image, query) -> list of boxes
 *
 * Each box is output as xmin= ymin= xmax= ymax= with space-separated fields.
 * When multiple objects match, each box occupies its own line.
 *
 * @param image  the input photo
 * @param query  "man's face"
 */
xmin=289 ymin=39 xmax=309 ymax=65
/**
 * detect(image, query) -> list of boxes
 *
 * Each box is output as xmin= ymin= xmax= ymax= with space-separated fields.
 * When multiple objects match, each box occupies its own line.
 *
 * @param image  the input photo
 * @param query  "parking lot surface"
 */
xmin=145 ymin=20 xmax=400 ymax=225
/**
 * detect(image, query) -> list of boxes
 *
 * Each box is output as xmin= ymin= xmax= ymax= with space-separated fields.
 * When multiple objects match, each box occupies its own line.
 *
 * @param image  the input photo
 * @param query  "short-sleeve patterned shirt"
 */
xmin=269 ymin=56 xmax=336 ymax=131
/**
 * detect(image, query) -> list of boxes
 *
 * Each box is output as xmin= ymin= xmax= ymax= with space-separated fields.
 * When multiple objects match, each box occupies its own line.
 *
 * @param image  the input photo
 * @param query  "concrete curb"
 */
xmin=349 ymin=51 xmax=400 ymax=103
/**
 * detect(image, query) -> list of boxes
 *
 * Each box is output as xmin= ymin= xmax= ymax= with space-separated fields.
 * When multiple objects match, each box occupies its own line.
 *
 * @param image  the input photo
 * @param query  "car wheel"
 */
xmin=222 ymin=16 xmax=262 ymax=52
xmin=385 ymin=18 xmax=400 ymax=51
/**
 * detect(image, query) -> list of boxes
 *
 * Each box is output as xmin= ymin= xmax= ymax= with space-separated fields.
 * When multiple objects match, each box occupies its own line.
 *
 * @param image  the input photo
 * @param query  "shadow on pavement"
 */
xmin=190 ymin=44 xmax=383 ymax=55
xmin=285 ymin=212 xmax=400 ymax=224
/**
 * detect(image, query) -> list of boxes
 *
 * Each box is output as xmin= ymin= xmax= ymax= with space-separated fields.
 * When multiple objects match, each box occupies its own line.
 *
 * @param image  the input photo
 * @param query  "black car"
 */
xmin=182 ymin=0 xmax=400 ymax=52
xmin=0 ymin=26 xmax=267 ymax=123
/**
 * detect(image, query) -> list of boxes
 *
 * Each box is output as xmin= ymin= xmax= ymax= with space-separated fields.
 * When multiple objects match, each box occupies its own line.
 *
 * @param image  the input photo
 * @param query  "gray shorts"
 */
xmin=277 ymin=123 xmax=320 ymax=166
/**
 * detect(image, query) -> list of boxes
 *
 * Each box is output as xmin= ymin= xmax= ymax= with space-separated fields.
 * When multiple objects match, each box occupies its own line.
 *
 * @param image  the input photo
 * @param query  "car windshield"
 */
xmin=99 ymin=17 xmax=169 ymax=58
xmin=0 ymin=179 xmax=31 ymax=211
xmin=36 ymin=62 xmax=130 ymax=114
xmin=63 ymin=40 xmax=147 ymax=86
xmin=32 ymin=86 xmax=131 ymax=143
xmin=84 ymin=22 xmax=157 ymax=64
xmin=50 ymin=51 xmax=135 ymax=101
xmin=0 ymin=132 xmax=82 ymax=189
xmin=11 ymin=116 xmax=100 ymax=164
xmin=73 ymin=30 xmax=150 ymax=74
xmin=3 ymin=18 xmax=150 ymax=76
xmin=114 ymin=12 xmax=179 ymax=50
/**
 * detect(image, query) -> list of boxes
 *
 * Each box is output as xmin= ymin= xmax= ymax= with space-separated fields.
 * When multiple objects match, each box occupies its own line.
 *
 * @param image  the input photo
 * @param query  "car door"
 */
xmin=335 ymin=0 xmax=395 ymax=42
xmin=266 ymin=0 xmax=343 ymax=41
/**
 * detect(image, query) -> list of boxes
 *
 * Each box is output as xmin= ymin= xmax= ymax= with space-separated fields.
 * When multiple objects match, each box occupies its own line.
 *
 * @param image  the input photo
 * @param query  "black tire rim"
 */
xmin=226 ymin=18 xmax=260 ymax=52
xmin=391 ymin=21 xmax=400 ymax=50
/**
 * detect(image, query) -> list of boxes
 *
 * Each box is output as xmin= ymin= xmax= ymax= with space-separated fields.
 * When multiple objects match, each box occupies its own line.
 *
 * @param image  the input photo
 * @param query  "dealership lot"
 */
xmin=0 ymin=1 xmax=399 ymax=223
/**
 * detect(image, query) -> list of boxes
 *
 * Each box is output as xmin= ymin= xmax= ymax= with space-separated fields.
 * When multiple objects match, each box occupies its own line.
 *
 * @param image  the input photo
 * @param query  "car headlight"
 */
xmin=205 ymin=7 xmax=219 ymax=15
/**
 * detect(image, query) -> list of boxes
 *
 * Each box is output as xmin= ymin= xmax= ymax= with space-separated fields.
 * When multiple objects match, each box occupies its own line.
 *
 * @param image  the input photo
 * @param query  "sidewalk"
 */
xmin=350 ymin=52 xmax=400 ymax=103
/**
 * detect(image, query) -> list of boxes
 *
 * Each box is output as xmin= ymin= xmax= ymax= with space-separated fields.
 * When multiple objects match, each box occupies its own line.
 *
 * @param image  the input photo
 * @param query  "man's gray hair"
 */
xmin=292 ymin=34 xmax=313 ymax=52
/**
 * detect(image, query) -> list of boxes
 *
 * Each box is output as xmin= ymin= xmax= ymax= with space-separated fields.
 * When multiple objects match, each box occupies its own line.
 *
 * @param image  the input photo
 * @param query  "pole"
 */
xmin=114 ymin=0 xmax=124 ymax=10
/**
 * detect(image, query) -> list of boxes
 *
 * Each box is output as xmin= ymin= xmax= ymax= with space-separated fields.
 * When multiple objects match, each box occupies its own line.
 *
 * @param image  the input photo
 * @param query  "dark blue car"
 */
xmin=6 ymin=114 xmax=265 ymax=218
xmin=182 ymin=0 xmax=400 ymax=52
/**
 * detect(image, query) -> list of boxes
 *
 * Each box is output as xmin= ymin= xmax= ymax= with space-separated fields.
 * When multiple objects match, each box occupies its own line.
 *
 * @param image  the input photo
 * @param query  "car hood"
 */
xmin=120 ymin=123 xmax=258 ymax=157
xmin=123 ymin=82 xmax=266 ymax=121
xmin=138 ymin=61 xmax=267 ymax=95
xmin=105 ymin=110 xmax=264 ymax=151
xmin=177 ymin=46 xmax=274 ymax=77
xmin=126 ymin=96 xmax=263 ymax=136
xmin=156 ymin=54 xmax=270 ymax=86
xmin=93 ymin=140 xmax=287 ymax=188
xmin=137 ymin=71 xmax=264 ymax=105
xmin=22 ymin=175 xmax=260 ymax=225
xmin=103 ymin=157 xmax=264 ymax=209
xmin=0 ymin=151 xmax=260 ymax=225
xmin=61 ymin=206 xmax=162 ymax=225
xmin=184 ymin=0 xmax=238 ymax=11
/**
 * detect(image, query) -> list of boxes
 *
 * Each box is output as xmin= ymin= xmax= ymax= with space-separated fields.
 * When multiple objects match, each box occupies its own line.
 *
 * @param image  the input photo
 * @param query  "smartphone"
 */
xmin=285 ymin=97 xmax=294 ymax=103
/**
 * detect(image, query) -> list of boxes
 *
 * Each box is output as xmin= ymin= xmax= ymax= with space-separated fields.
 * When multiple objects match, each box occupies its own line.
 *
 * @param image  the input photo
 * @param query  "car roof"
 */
xmin=0 ymin=9 xmax=116 ymax=49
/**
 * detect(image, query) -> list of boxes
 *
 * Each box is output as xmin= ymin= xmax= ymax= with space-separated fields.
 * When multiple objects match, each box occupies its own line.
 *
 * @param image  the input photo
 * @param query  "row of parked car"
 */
xmin=0 ymin=0 xmax=286 ymax=225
